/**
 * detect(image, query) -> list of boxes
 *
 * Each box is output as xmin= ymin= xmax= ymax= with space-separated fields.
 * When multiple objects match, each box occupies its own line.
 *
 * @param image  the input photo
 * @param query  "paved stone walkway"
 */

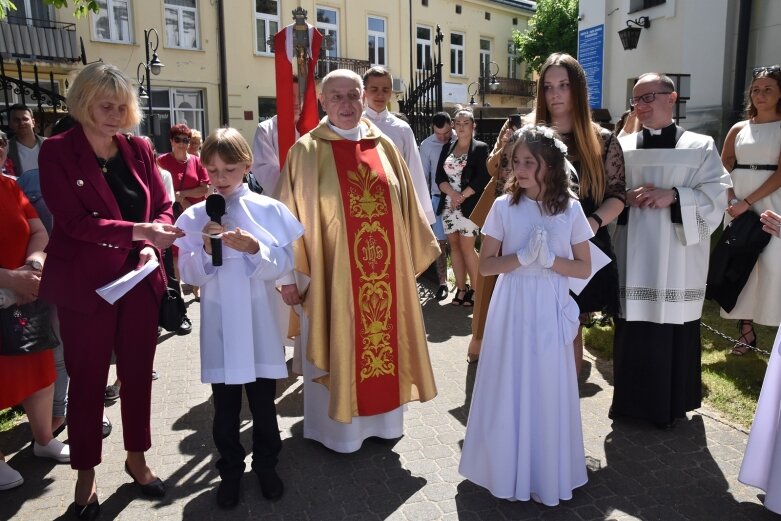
xmin=1 ymin=282 xmax=776 ymax=520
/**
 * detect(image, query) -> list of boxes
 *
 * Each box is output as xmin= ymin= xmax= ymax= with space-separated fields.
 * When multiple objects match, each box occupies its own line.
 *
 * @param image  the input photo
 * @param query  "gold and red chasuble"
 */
xmin=331 ymin=139 xmax=400 ymax=416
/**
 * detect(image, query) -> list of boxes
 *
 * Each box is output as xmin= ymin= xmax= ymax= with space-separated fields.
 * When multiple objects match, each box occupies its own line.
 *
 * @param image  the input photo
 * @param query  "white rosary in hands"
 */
xmin=516 ymin=227 xmax=556 ymax=268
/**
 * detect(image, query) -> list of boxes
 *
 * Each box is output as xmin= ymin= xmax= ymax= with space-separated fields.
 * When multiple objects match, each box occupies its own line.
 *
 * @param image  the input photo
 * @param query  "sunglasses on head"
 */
xmin=753 ymin=65 xmax=781 ymax=78
xmin=173 ymin=136 xmax=191 ymax=144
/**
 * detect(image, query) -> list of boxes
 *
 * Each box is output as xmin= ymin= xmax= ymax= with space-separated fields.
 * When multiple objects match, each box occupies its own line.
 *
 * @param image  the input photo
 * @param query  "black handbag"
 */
xmin=0 ymin=300 xmax=59 ymax=356
xmin=159 ymin=287 xmax=186 ymax=333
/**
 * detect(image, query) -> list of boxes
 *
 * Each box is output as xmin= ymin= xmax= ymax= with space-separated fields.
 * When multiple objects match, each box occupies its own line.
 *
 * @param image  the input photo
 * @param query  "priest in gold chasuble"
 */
xmin=278 ymin=69 xmax=440 ymax=453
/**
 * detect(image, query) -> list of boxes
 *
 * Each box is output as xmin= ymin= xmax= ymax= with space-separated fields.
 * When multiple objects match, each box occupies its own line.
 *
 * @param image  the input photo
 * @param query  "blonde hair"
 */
xmin=66 ymin=62 xmax=143 ymax=130
xmin=200 ymin=127 xmax=252 ymax=166
xmin=534 ymin=53 xmax=605 ymax=205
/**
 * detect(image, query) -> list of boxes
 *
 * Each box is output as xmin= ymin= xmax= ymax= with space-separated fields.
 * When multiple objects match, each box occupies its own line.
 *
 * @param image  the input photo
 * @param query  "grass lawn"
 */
xmin=584 ymin=299 xmax=776 ymax=429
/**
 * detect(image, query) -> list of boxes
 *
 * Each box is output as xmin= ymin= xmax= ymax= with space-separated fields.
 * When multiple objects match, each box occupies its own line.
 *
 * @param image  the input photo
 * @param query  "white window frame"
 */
xmin=416 ymin=24 xmax=433 ymax=71
xmin=316 ymin=6 xmax=340 ymax=59
xmin=147 ymin=87 xmax=206 ymax=152
xmin=91 ymin=0 xmax=132 ymax=44
xmin=7 ymin=0 xmax=53 ymax=26
xmin=450 ymin=32 xmax=464 ymax=76
xmin=164 ymin=0 xmax=199 ymax=50
xmin=479 ymin=38 xmax=493 ymax=78
xmin=367 ymin=16 xmax=386 ymax=67
xmin=507 ymin=42 xmax=519 ymax=79
xmin=254 ymin=1 xmax=279 ymax=55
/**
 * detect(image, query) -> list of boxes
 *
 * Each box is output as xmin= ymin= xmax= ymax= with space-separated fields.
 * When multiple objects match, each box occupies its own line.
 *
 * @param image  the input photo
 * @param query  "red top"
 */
xmin=0 ymin=174 xmax=37 ymax=270
xmin=0 ymin=174 xmax=54 ymax=409
xmin=157 ymin=152 xmax=209 ymax=204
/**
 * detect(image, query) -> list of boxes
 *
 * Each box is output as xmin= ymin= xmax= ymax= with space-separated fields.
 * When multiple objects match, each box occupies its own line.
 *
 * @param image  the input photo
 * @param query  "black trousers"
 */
xmin=211 ymin=378 xmax=281 ymax=480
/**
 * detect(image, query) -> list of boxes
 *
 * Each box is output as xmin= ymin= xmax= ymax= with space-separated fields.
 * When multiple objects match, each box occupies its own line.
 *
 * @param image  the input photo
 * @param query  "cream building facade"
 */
xmin=578 ymin=0 xmax=781 ymax=144
xmin=0 ymin=0 xmax=535 ymax=149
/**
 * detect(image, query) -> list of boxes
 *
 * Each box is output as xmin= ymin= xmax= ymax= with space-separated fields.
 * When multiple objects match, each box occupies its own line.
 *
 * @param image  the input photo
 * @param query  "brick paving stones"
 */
xmin=0 ymin=283 xmax=776 ymax=520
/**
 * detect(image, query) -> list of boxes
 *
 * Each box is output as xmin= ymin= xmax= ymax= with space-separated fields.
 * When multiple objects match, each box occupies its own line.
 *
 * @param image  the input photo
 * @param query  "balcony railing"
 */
xmin=316 ymin=56 xmax=372 ymax=80
xmin=489 ymin=77 xmax=536 ymax=97
xmin=0 ymin=18 xmax=81 ymax=62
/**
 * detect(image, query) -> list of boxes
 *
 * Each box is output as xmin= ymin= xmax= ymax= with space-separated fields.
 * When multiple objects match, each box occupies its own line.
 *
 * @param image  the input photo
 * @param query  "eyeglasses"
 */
xmin=753 ymin=65 xmax=781 ymax=77
xmin=0 ymin=139 xmax=7 ymax=147
xmin=172 ymin=136 xmax=191 ymax=144
xmin=629 ymin=91 xmax=673 ymax=107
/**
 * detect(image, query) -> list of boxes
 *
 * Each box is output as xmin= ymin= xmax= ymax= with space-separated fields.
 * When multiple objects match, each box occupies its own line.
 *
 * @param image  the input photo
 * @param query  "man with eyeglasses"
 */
xmin=7 ymin=104 xmax=45 ymax=178
xmin=610 ymin=72 xmax=731 ymax=430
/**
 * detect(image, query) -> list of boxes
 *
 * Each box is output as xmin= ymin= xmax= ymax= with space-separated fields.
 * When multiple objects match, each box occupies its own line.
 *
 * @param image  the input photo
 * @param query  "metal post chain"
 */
xmin=700 ymin=321 xmax=771 ymax=357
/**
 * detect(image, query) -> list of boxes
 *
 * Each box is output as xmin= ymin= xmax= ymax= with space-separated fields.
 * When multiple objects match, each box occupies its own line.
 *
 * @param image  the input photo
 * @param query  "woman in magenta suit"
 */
xmin=38 ymin=63 xmax=183 ymax=520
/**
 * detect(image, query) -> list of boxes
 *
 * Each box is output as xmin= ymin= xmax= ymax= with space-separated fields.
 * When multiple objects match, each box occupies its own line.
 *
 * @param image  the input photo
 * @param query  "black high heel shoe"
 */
xmin=124 ymin=461 xmax=167 ymax=498
xmin=71 ymin=500 xmax=100 ymax=520
xmin=732 ymin=319 xmax=756 ymax=356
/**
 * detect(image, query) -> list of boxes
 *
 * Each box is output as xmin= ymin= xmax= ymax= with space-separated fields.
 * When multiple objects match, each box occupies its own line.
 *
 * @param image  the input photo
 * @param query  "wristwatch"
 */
xmin=25 ymin=259 xmax=43 ymax=271
xmin=729 ymin=198 xmax=740 ymax=206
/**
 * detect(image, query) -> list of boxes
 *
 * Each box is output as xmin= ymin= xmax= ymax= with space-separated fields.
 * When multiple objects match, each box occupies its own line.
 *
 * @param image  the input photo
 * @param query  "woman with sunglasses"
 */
xmin=157 ymin=123 xmax=209 ymax=215
xmin=533 ymin=53 xmax=626 ymax=376
xmin=720 ymin=65 xmax=781 ymax=355
xmin=157 ymin=123 xmax=209 ymax=299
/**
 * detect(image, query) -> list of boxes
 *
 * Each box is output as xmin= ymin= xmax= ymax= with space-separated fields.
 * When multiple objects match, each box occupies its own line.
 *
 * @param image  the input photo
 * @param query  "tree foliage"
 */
xmin=512 ymin=0 xmax=579 ymax=77
xmin=0 ymin=0 xmax=99 ymax=21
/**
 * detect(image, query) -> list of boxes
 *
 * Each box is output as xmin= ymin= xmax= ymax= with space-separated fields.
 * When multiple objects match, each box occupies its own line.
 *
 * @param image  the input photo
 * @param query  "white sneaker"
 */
xmin=33 ymin=438 xmax=70 ymax=463
xmin=0 ymin=460 xmax=23 ymax=490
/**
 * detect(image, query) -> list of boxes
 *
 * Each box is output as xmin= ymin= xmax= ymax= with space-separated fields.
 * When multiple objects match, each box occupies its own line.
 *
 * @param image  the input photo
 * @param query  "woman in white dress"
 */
xmin=720 ymin=65 xmax=781 ymax=354
xmin=459 ymin=126 xmax=592 ymax=505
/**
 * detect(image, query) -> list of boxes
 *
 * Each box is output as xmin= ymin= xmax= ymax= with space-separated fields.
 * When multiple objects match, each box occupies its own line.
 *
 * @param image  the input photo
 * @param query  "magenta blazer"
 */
xmin=39 ymin=124 xmax=173 ymax=314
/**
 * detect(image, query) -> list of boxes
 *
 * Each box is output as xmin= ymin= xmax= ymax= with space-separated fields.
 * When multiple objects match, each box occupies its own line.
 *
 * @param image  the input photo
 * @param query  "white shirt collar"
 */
xmin=642 ymin=121 xmax=675 ymax=135
xmin=363 ymin=106 xmax=388 ymax=120
xmin=327 ymin=120 xmax=367 ymax=141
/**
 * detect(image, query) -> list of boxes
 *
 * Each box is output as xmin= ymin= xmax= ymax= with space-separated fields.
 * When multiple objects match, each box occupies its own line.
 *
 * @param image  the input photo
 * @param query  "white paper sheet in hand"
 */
xmin=569 ymin=242 xmax=610 ymax=295
xmin=95 ymin=258 xmax=160 ymax=304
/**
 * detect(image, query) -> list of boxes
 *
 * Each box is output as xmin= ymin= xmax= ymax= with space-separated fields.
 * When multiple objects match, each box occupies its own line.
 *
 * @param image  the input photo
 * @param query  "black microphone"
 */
xmin=205 ymin=194 xmax=226 ymax=266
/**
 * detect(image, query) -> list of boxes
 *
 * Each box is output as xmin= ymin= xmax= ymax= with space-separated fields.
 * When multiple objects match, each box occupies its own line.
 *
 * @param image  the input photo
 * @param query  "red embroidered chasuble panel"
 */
xmin=331 ymin=139 xmax=400 ymax=416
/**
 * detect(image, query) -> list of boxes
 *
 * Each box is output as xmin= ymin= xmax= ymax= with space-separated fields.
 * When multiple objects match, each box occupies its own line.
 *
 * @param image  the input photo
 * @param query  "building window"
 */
xmin=7 ymin=0 xmax=53 ymax=26
xmin=455 ymin=5 xmax=461 ymax=14
xmin=164 ymin=0 xmax=199 ymax=49
xmin=149 ymin=87 xmax=205 ymax=153
xmin=257 ymin=97 xmax=277 ymax=121
xmin=422 ymin=0 xmax=428 ymax=6
xmin=316 ymin=6 xmax=339 ymax=59
xmin=450 ymin=32 xmax=464 ymax=76
xmin=479 ymin=38 xmax=491 ymax=75
xmin=92 ymin=0 xmax=131 ymax=43
xmin=368 ymin=16 xmax=386 ymax=67
xmin=416 ymin=25 xmax=433 ymax=71
xmin=255 ymin=0 xmax=278 ymax=54
xmin=629 ymin=0 xmax=666 ymax=12
xmin=485 ymin=12 xmax=491 ymax=21
xmin=513 ymin=17 xmax=518 ymax=25
xmin=507 ymin=42 xmax=518 ymax=79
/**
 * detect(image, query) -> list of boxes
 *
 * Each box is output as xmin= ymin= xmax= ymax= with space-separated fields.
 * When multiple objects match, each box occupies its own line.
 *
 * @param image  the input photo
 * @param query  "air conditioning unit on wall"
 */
xmin=392 ymin=78 xmax=406 ymax=93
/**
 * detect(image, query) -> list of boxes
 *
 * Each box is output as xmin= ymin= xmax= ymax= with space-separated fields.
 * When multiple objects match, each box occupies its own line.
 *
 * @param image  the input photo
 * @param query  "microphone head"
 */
xmin=205 ymin=194 xmax=226 ymax=221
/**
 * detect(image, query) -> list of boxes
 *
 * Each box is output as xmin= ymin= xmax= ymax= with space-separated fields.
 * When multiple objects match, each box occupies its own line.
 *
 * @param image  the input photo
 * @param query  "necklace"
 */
xmin=96 ymin=156 xmax=109 ymax=174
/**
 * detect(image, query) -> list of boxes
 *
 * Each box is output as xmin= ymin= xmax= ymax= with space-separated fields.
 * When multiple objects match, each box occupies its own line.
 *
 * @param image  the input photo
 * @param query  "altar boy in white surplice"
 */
xmin=175 ymin=128 xmax=303 ymax=508
xmin=611 ymin=73 xmax=730 ymax=429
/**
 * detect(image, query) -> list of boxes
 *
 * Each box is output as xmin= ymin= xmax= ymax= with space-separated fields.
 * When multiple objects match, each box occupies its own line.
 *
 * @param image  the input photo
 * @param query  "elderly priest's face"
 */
xmin=319 ymin=74 xmax=364 ymax=131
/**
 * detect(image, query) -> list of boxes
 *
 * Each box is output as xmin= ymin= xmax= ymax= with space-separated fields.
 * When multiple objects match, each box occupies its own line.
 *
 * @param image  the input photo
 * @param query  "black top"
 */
xmin=433 ymin=138 xmax=491 ymax=219
xmin=98 ymin=152 xmax=145 ymax=223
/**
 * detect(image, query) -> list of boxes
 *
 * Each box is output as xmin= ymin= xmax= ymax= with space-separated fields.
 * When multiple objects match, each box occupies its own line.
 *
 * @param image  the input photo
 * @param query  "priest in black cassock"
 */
xmin=611 ymin=73 xmax=731 ymax=429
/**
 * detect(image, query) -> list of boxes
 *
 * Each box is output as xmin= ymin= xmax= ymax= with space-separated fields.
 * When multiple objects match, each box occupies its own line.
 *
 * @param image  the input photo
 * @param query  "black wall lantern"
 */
xmin=618 ymin=16 xmax=651 ymax=51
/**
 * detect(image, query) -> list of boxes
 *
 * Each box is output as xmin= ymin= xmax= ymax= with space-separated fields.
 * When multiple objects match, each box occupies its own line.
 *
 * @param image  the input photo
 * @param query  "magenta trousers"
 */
xmin=58 ymin=278 xmax=159 ymax=470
